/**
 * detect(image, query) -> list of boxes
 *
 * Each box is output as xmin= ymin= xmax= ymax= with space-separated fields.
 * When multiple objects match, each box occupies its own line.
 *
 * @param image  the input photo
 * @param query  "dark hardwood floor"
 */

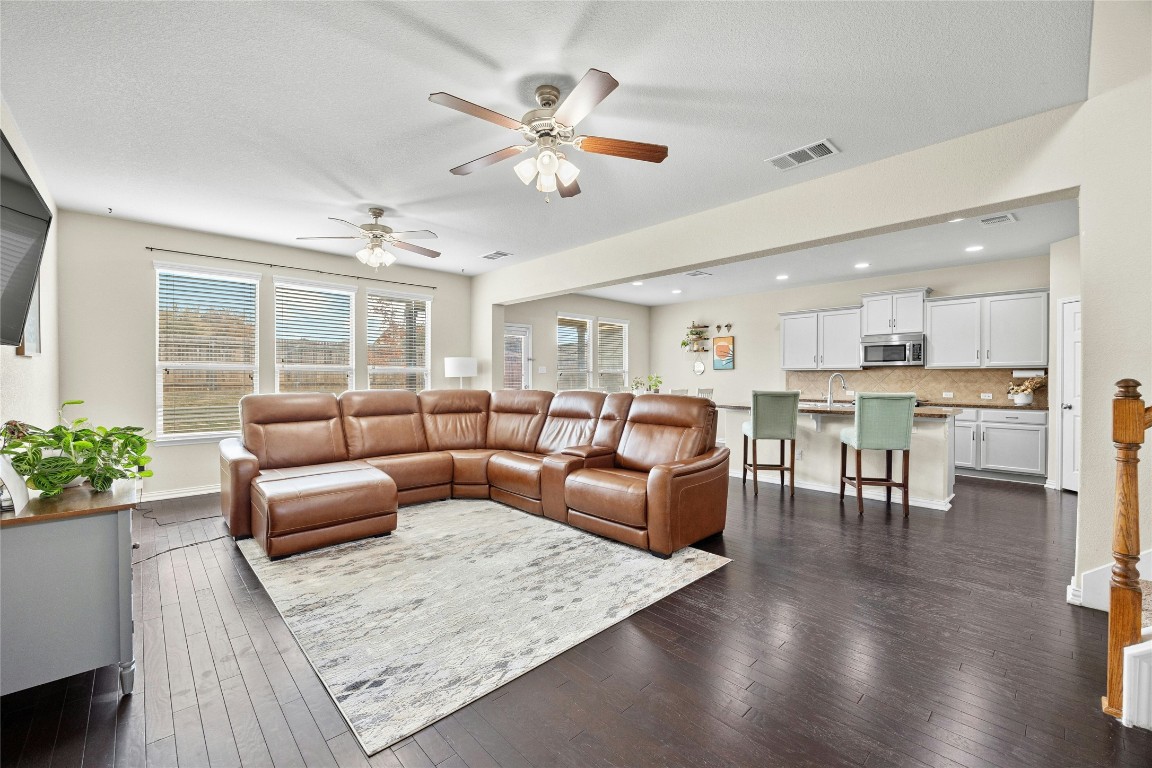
xmin=3 ymin=476 xmax=1150 ymax=767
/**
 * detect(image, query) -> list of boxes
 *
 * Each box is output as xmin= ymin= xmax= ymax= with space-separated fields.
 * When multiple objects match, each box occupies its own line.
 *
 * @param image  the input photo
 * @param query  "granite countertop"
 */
xmin=717 ymin=403 xmax=961 ymax=419
xmin=917 ymin=400 xmax=1049 ymax=411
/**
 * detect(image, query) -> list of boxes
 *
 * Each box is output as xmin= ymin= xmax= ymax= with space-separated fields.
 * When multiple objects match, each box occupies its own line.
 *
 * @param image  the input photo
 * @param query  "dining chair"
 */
xmin=742 ymin=390 xmax=800 ymax=496
xmin=839 ymin=393 xmax=916 ymax=516
xmin=696 ymin=388 xmax=714 ymax=399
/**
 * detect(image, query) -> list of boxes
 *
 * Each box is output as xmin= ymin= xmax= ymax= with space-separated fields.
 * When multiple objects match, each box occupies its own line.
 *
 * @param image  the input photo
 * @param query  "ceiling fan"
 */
xmin=429 ymin=68 xmax=668 ymax=201
xmin=296 ymin=208 xmax=440 ymax=268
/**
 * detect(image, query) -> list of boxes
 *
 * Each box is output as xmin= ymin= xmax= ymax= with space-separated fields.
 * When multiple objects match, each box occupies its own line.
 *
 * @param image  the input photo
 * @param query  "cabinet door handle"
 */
xmin=976 ymin=349 xmax=980 ymax=361
xmin=813 ymin=355 xmax=817 ymax=364
xmin=986 ymin=349 xmax=990 ymax=359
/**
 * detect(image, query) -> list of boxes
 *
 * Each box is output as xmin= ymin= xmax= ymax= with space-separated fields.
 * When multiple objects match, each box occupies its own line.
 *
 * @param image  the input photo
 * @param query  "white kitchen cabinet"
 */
xmin=925 ymin=297 xmax=982 ymax=367
xmin=781 ymin=308 xmax=861 ymax=370
xmin=953 ymin=421 xmax=978 ymax=469
xmin=926 ymin=290 xmax=1047 ymax=368
xmin=983 ymin=291 xmax=1048 ymax=367
xmin=980 ymin=423 xmax=1047 ymax=474
xmin=781 ymin=313 xmax=819 ymax=370
xmin=861 ymin=289 xmax=928 ymax=336
xmin=818 ymin=308 xmax=861 ymax=369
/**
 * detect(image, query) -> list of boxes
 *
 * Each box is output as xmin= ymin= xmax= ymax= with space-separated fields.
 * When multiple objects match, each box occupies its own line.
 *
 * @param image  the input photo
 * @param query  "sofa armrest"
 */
xmin=646 ymin=447 xmax=731 ymax=556
xmin=559 ymin=444 xmax=615 ymax=469
xmin=220 ymin=438 xmax=260 ymax=538
xmin=540 ymin=453 xmax=585 ymax=522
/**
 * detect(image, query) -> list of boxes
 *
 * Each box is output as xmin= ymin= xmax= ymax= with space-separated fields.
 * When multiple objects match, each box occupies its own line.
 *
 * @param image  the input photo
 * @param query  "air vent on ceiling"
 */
xmin=766 ymin=139 xmax=839 ymax=171
xmin=979 ymin=213 xmax=1017 ymax=227
xmin=480 ymin=250 xmax=513 ymax=261
xmin=685 ymin=270 xmax=712 ymax=277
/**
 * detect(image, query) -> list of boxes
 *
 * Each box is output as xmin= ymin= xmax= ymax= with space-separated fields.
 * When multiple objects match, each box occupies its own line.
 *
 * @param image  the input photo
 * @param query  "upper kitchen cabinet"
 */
xmin=860 ymin=288 xmax=929 ymax=336
xmin=926 ymin=289 xmax=1048 ymax=368
xmin=780 ymin=307 xmax=862 ymax=370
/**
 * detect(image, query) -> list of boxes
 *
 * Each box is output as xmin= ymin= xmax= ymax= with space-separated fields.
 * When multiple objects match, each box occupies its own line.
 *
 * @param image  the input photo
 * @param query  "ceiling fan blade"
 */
xmin=429 ymin=92 xmax=524 ymax=131
xmin=578 ymin=136 xmax=668 ymax=163
xmin=296 ymin=236 xmax=361 ymax=240
xmin=450 ymin=145 xmax=528 ymax=175
xmin=552 ymin=69 xmax=619 ymax=128
xmin=557 ymin=178 xmax=581 ymax=198
xmin=390 ymin=240 xmax=441 ymax=259
xmin=388 ymin=230 xmax=438 ymax=240
xmin=328 ymin=217 xmax=368 ymax=233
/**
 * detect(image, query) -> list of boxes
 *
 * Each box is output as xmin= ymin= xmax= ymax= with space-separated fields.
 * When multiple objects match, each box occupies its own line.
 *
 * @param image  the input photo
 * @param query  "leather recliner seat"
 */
xmin=220 ymin=389 xmax=730 ymax=558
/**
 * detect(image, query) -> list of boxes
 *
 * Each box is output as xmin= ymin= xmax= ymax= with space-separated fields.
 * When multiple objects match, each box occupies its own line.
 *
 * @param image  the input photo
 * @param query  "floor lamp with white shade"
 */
xmin=444 ymin=357 xmax=478 ymax=389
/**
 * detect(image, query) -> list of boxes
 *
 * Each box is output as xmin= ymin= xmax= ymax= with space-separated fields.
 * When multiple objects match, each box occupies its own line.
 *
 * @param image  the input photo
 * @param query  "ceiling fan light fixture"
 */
xmin=556 ymin=157 xmax=580 ymax=186
xmin=355 ymin=245 xmax=374 ymax=264
xmin=380 ymin=249 xmax=397 ymax=267
xmin=513 ymin=156 xmax=538 ymax=185
xmin=536 ymin=149 xmax=559 ymax=177
xmin=537 ymin=173 xmax=558 ymax=193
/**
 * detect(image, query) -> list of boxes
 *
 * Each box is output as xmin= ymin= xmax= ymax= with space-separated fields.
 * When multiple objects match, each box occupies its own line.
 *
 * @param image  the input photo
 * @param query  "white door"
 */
xmin=954 ymin=422 xmax=978 ymax=468
xmin=925 ymin=298 xmax=982 ymax=367
xmin=781 ymin=313 xmax=819 ymax=369
xmin=892 ymin=292 xmax=925 ymax=334
xmin=983 ymin=292 xmax=1048 ymax=367
xmin=1060 ymin=300 xmax=1081 ymax=491
xmin=819 ymin=309 xmax=861 ymax=369
xmin=861 ymin=295 xmax=893 ymax=336
xmin=502 ymin=324 xmax=531 ymax=389
xmin=980 ymin=424 xmax=1047 ymax=474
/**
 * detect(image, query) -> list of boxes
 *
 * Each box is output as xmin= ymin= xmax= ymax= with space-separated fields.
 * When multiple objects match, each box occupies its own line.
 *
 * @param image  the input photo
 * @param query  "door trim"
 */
xmin=1052 ymin=296 xmax=1080 ymax=491
xmin=503 ymin=323 xmax=532 ymax=389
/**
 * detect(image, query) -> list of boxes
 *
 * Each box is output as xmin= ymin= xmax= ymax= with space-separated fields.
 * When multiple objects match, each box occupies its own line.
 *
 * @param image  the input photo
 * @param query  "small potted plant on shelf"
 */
xmin=646 ymin=374 xmax=664 ymax=393
xmin=681 ymin=323 xmax=710 ymax=353
xmin=1007 ymin=376 xmax=1047 ymax=406
xmin=631 ymin=376 xmax=647 ymax=396
xmin=1 ymin=401 xmax=153 ymax=497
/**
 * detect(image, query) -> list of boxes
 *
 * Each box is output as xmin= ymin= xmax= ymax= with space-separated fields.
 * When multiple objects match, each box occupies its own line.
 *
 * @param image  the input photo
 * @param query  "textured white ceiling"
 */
xmin=0 ymin=2 xmax=1092 ymax=276
xmin=582 ymin=199 xmax=1080 ymax=305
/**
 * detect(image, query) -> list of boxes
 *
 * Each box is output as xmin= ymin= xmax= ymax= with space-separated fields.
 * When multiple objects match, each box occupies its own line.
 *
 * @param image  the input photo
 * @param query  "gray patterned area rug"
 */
xmin=238 ymin=498 xmax=729 ymax=755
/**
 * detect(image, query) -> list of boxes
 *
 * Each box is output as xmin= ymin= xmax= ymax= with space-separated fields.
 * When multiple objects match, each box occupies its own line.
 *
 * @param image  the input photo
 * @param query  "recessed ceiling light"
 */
xmin=776 ymin=274 xmax=789 ymax=281
xmin=965 ymin=245 xmax=984 ymax=252
xmin=671 ymin=289 xmax=682 ymax=294
xmin=855 ymin=262 xmax=870 ymax=269
xmin=631 ymin=281 xmax=643 ymax=286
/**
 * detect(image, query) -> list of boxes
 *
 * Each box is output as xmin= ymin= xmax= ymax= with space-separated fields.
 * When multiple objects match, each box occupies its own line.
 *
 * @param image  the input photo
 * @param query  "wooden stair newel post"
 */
xmin=1102 ymin=379 xmax=1146 ymax=719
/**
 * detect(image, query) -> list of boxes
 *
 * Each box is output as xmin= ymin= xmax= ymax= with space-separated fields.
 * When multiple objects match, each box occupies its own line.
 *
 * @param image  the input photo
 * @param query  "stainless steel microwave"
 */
xmin=861 ymin=333 xmax=925 ymax=367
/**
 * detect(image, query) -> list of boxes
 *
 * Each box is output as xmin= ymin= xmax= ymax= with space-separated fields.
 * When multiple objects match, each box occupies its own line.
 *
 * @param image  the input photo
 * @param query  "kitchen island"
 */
xmin=716 ymin=401 xmax=960 ymax=510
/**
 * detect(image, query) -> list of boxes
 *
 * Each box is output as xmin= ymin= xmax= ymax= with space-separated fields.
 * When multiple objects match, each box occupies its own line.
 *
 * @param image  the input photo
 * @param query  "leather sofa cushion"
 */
xmin=565 ymin=467 xmax=649 ymax=528
xmin=241 ymin=393 xmax=348 ymax=469
xmin=488 ymin=451 xmax=545 ymax=499
xmin=449 ymin=449 xmax=498 ymax=484
xmin=252 ymin=467 xmax=397 ymax=537
xmin=487 ymin=390 xmax=553 ymax=452
xmin=257 ymin=461 xmax=371 ymax=482
xmin=592 ymin=392 xmax=634 ymax=450
xmin=616 ymin=395 xmax=714 ymax=471
xmin=364 ymin=452 xmax=453 ymax=490
xmin=535 ymin=391 xmax=606 ymax=454
xmin=419 ymin=390 xmax=491 ymax=450
xmin=339 ymin=390 xmax=428 ymax=458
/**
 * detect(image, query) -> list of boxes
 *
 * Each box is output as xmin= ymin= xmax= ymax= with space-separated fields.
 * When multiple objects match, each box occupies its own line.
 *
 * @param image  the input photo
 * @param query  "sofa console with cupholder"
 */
xmin=219 ymin=389 xmax=730 ymax=559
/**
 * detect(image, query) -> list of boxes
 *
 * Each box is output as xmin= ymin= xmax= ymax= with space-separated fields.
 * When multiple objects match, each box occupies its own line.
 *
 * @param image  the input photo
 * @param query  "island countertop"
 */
xmin=717 ymin=403 xmax=962 ymax=419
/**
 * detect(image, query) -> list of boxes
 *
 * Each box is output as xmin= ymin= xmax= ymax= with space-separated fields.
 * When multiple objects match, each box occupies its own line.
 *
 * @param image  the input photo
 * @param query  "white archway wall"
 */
xmin=472 ymin=1 xmax=1151 ymax=588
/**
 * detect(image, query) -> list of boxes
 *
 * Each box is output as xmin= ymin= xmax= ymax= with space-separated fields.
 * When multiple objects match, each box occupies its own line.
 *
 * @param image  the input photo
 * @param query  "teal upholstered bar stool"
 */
xmin=742 ymin=391 xmax=801 ymax=496
xmin=839 ymin=393 xmax=916 ymax=516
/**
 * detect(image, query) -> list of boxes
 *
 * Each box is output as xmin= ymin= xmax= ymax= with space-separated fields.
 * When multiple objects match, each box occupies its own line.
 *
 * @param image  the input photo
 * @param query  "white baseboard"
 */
xmin=1066 ymin=584 xmax=1083 ymax=606
xmin=728 ymin=468 xmax=952 ymax=511
xmin=1044 ymin=481 xmax=1061 ymax=490
xmin=1122 ymin=639 xmax=1152 ymax=730
xmin=1078 ymin=548 xmax=1152 ymax=612
xmin=138 ymin=484 xmax=220 ymax=503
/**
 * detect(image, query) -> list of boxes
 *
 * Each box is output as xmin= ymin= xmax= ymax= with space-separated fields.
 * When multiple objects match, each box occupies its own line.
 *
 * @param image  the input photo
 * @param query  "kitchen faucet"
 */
xmin=827 ymin=373 xmax=848 ymax=408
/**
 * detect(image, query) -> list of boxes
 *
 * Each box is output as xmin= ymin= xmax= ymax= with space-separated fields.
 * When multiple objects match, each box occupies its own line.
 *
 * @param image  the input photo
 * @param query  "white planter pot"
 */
xmin=1012 ymin=392 xmax=1034 ymax=406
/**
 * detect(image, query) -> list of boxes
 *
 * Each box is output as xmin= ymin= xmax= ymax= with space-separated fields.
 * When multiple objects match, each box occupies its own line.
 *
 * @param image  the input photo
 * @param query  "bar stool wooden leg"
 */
xmin=885 ymin=450 xmax=893 ymax=504
xmin=902 ymin=450 xmax=911 ymax=517
xmin=789 ymin=439 xmax=796 ymax=497
xmin=855 ymin=448 xmax=864 ymax=515
xmin=752 ymin=439 xmax=759 ymax=496
xmin=779 ymin=440 xmax=786 ymax=486
xmin=742 ymin=435 xmax=748 ymax=486
xmin=839 ymin=442 xmax=847 ymax=500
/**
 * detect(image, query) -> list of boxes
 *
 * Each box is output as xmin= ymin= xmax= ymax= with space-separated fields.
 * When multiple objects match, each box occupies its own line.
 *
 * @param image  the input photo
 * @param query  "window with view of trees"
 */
xmin=156 ymin=267 xmax=258 ymax=436
xmin=274 ymin=280 xmax=354 ymax=394
xmin=556 ymin=315 xmax=591 ymax=391
xmin=366 ymin=291 xmax=430 ymax=392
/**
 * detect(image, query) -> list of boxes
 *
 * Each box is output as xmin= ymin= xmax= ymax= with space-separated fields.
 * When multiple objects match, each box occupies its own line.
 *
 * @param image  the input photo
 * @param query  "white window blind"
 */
xmin=366 ymin=291 xmax=430 ymax=392
xmin=596 ymin=319 xmax=628 ymax=393
xmin=156 ymin=267 xmax=258 ymax=437
xmin=556 ymin=315 xmax=591 ymax=391
xmin=503 ymin=324 xmax=530 ymax=390
xmin=275 ymin=280 xmax=354 ymax=394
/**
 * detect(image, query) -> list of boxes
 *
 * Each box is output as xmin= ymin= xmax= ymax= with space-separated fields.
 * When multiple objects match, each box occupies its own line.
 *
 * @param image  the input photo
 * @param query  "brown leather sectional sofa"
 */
xmin=220 ymin=389 xmax=730 ymax=558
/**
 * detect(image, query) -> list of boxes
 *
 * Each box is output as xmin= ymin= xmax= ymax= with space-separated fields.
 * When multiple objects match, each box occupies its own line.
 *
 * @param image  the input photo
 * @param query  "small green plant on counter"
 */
xmin=1 ymin=401 xmax=153 ymax=497
xmin=646 ymin=374 xmax=664 ymax=392
xmin=631 ymin=376 xmax=646 ymax=392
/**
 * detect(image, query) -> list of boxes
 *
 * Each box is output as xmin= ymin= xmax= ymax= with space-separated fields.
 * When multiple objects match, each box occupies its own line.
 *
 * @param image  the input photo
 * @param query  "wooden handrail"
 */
xmin=1102 ymin=379 xmax=1148 ymax=719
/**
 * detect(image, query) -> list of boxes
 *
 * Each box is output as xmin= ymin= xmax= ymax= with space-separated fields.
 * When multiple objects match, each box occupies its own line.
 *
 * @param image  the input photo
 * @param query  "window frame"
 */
xmin=273 ymin=277 xmax=356 ymax=395
xmin=555 ymin=313 xmax=593 ymax=391
xmin=365 ymin=288 xmax=433 ymax=393
xmin=595 ymin=316 xmax=630 ymax=393
xmin=503 ymin=323 xmax=532 ymax=390
xmin=154 ymin=262 xmax=260 ymax=443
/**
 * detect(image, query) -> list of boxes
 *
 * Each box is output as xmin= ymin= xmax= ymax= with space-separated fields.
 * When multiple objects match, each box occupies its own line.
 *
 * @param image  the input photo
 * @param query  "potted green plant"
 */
xmin=646 ymin=374 xmax=664 ymax=393
xmin=631 ymin=376 xmax=647 ymax=396
xmin=1 ymin=401 xmax=153 ymax=497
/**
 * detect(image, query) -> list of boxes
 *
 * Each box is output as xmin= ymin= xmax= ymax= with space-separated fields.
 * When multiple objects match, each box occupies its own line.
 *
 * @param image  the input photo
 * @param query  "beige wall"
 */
xmin=0 ymin=99 xmax=59 ymax=427
xmin=1046 ymin=236 xmax=1081 ymax=484
xmin=648 ymin=255 xmax=1050 ymax=408
xmin=56 ymin=212 xmax=473 ymax=497
xmin=502 ymin=294 xmax=649 ymax=392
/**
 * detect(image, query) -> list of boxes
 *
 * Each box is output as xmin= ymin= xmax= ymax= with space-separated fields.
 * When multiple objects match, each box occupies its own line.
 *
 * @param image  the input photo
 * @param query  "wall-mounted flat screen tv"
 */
xmin=1 ymin=131 xmax=53 ymax=346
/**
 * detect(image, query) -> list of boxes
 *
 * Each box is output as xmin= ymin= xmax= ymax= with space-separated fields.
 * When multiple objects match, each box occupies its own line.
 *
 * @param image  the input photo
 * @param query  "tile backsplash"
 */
xmin=785 ymin=367 xmax=1049 ymax=408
